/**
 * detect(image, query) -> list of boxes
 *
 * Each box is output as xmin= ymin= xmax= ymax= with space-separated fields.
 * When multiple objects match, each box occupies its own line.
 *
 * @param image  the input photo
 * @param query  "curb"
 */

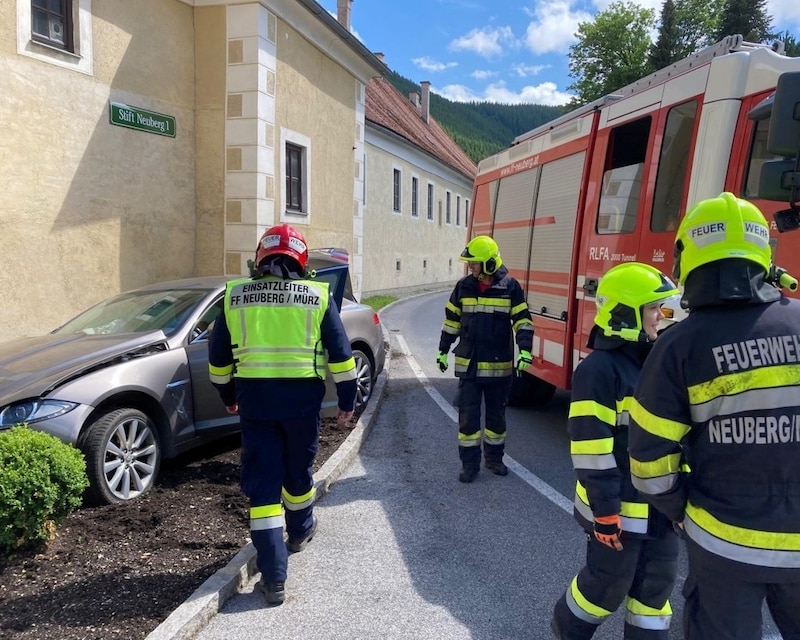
xmin=144 ymin=327 xmax=393 ymax=640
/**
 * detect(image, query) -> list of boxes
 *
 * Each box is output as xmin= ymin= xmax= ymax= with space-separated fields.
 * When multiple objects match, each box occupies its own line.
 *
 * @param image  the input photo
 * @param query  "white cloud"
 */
xmin=471 ymin=69 xmax=499 ymax=80
xmin=523 ymin=0 xmax=594 ymax=54
xmin=412 ymin=57 xmax=458 ymax=72
xmin=433 ymin=80 xmax=572 ymax=106
xmin=769 ymin=0 xmax=800 ymax=32
xmin=512 ymin=63 xmax=549 ymax=77
xmin=449 ymin=26 xmax=516 ymax=58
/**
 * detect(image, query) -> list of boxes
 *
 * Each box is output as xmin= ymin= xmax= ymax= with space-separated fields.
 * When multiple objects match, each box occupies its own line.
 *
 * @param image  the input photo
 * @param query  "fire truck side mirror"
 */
xmin=766 ymin=72 xmax=800 ymax=158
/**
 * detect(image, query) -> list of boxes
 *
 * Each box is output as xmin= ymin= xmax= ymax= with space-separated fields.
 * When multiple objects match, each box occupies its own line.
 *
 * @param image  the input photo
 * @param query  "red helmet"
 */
xmin=256 ymin=223 xmax=309 ymax=271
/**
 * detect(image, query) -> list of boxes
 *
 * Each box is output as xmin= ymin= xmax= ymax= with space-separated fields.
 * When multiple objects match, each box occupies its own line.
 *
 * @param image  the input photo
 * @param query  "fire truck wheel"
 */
xmin=508 ymin=370 xmax=556 ymax=408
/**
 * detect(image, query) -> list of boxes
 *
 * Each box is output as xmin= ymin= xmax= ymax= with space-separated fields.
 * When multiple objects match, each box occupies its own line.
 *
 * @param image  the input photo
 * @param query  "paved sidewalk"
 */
xmin=144 ymin=336 xmax=391 ymax=640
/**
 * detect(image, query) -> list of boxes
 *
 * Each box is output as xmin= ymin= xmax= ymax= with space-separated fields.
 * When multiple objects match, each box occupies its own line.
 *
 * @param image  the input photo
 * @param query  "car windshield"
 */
xmin=54 ymin=289 xmax=211 ymax=336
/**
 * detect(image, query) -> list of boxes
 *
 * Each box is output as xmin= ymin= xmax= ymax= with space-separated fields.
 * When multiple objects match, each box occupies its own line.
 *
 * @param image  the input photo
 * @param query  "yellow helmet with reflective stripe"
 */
xmin=673 ymin=192 xmax=771 ymax=285
xmin=595 ymin=262 xmax=680 ymax=341
xmin=460 ymin=235 xmax=502 ymax=274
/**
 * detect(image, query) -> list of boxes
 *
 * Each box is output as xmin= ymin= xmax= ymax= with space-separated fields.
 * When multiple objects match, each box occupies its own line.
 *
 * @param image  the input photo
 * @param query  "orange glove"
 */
xmin=594 ymin=514 xmax=623 ymax=551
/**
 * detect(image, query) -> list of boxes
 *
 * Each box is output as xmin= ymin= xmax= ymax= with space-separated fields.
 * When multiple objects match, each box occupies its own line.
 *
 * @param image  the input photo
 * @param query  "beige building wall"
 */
xmin=1 ymin=0 xmax=197 ymax=341
xmin=1 ymin=0 xmax=383 ymax=341
xmin=361 ymin=134 xmax=471 ymax=297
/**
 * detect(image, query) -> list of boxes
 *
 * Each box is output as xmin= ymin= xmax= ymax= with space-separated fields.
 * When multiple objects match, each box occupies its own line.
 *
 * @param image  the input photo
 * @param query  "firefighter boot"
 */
xmin=257 ymin=579 xmax=285 ymax=606
xmin=458 ymin=466 xmax=479 ymax=483
xmin=484 ymin=458 xmax=508 ymax=476
xmin=287 ymin=515 xmax=318 ymax=553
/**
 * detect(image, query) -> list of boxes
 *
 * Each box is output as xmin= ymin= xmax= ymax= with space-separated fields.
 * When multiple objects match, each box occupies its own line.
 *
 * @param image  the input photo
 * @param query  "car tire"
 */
xmin=507 ymin=370 xmax=556 ymax=408
xmin=83 ymin=408 xmax=162 ymax=505
xmin=352 ymin=348 xmax=374 ymax=412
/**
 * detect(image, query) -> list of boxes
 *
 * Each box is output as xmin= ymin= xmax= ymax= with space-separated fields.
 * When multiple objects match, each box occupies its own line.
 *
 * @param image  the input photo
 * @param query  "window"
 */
xmin=456 ymin=195 xmax=461 ymax=226
xmin=286 ymin=143 xmax=303 ymax=212
xmin=745 ymin=117 xmax=788 ymax=199
xmin=427 ymin=183 xmax=434 ymax=221
xmin=465 ymin=199 xmax=470 ymax=228
xmin=446 ymin=191 xmax=452 ymax=224
xmin=596 ymin=117 xmax=651 ymax=235
xmin=19 ymin=0 xmax=92 ymax=74
xmin=411 ymin=176 xmax=419 ymax=218
xmin=393 ymin=168 xmax=401 ymax=213
xmin=32 ymin=0 xmax=72 ymax=50
xmin=280 ymin=128 xmax=311 ymax=219
xmin=651 ymin=101 xmax=697 ymax=233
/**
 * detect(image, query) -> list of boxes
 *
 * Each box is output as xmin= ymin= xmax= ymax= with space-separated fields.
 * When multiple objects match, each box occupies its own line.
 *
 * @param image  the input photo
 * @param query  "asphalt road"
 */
xmin=192 ymin=290 xmax=783 ymax=640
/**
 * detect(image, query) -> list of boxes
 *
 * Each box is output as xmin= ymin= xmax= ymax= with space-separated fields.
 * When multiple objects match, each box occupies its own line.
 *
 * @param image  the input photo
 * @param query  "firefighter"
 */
xmin=551 ymin=262 xmax=681 ymax=639
xmin=437 ymin=235 xmax=534 ymax=482
xmin=208 ymin=223 xmax=356 ymax=606
xmin=628 ymin=192 xmax=800 ymax=639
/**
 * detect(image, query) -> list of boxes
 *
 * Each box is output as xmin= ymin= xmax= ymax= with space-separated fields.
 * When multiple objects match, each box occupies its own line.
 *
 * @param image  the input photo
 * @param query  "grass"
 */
xmin=361 ymin=295 xmax=397 ymax=311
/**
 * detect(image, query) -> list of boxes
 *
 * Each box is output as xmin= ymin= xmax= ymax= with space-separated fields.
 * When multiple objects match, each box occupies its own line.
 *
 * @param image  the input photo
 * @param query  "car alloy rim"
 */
xmin=104 ymin=416 xmax=158 ymax=500
xmin=353 ymin=352 xmax=373 ymax=409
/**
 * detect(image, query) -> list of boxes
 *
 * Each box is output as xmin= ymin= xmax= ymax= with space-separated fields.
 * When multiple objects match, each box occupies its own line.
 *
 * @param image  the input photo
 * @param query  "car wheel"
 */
xmin=352 ymin=348 xmax=374 ymax=412
xmin=83 ymin=408 xmax=161 ymax=504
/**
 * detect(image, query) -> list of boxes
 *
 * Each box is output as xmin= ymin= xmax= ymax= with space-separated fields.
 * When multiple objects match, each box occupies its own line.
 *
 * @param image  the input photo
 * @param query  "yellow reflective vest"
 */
xmin=223 ymin=276 xmax=329 ymax=380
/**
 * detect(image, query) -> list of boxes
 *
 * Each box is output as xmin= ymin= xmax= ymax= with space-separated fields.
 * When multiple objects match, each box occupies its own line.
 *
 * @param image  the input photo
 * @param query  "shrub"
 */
xmin=0 ymin=426 xmax=89 ymax=555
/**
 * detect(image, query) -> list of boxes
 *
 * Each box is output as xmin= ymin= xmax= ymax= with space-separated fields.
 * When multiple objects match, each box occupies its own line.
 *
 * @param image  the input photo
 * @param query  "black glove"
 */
xmin=436 ymin=351 xmax=448 ymax=372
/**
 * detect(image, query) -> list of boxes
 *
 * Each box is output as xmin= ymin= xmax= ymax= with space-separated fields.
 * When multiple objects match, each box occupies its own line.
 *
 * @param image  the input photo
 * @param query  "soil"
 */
xmin=0 ymin=416 xmax=358 ymax=640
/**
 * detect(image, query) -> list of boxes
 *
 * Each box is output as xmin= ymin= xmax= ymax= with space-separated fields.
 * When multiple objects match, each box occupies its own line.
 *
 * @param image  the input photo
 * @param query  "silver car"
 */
xmin=0 ymin=250 xmax=384 ymax=504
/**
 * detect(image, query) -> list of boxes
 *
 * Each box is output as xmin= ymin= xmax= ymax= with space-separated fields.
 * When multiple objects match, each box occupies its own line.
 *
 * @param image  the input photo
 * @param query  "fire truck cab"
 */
xmin=469 ymin=35 xmax=800 ymax=406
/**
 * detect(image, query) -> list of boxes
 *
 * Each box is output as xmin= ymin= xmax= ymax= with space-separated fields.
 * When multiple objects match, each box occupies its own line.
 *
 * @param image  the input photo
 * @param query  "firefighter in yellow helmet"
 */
xmin=437 ymin=235 xmax=534 ymax=482
xmin=629 ymin=193 xmax=800 ymax=639
xmin=551 ymin=262 xmax=681 ymax=639
xmin=208 ymin=223 xmax=356 ymax=606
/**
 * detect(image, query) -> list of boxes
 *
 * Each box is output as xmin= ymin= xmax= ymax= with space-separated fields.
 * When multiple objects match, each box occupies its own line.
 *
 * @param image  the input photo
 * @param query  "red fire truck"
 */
xmin=468 ymin=35 xmax=800 ymax=406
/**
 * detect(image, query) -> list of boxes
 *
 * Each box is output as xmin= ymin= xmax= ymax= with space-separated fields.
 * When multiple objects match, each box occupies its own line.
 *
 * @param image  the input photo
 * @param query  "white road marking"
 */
xmin=395 ymin=334 xmax=572 ymax=514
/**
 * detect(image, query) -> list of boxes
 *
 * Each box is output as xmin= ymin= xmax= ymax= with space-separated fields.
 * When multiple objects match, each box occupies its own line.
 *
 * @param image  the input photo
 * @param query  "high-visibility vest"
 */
xmin=223 ymin=276 xmax=329 ymax=379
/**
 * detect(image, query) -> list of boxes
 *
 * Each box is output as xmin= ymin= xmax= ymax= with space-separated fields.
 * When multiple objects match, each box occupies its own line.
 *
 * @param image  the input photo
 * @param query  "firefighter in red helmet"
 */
xmin=209 ymin=223 xmax=356 ymax=606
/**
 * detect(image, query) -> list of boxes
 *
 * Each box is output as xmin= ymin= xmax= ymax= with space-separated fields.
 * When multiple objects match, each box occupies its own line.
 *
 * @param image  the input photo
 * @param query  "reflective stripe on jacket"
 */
xmin=224 ymin=276 xmax=329 ymax=379
xmin=629 ymin=299 xmax=800 ymax=574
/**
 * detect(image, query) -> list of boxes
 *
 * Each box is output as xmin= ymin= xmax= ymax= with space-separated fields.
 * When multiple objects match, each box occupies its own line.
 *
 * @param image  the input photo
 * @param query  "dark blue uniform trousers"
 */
xmin=456 ymin=376 xmax=512 ymax=470
xmin=240 ymin=414 xmax=318 ymax=583
xmin=553 ymin=530 xmax=678 ymax=639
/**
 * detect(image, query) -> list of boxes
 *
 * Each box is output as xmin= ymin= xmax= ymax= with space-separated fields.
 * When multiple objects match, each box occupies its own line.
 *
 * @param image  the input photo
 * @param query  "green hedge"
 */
xmin=0 ymin=426 xmax=88 ymax=555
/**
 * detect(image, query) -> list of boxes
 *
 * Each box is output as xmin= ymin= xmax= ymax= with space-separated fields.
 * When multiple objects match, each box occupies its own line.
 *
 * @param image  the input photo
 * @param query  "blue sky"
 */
xmin=318 ymin=0 xmax=800 ymax=106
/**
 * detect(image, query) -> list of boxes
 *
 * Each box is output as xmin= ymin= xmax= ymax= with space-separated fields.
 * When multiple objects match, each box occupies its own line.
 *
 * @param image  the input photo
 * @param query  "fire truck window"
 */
xmin=597 ymin=117 xmax=651 ymax=235
xmin=652 ymin=100 xmax=698 ymax=233
xmin=744 ymin=118 xmax=785 ymax=198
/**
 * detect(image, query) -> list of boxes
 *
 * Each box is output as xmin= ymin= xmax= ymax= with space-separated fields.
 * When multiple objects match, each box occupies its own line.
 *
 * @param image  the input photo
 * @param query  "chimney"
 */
xmin=337 ymin=0 xmax=352 ymax=31
xmin=409 ymin=92 xmax=420 ymax=110
xmin=374 ymin=51 xmax=385 ymax=63
xmin=420 ymin=80 xmax=430 ymax=124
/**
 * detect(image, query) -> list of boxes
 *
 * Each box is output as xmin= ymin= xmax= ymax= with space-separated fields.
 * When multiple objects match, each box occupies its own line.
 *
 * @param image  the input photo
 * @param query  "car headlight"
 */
xmin=0 ymin=399 xmax=79 ymax=428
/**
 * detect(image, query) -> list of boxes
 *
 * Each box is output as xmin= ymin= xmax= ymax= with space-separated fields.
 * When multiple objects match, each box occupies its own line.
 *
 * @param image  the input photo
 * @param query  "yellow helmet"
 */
xmin=595 ymin=262 xmax=680 ymax=341
xmin=460 ymin=236 xmax=502 ymax=274
xmin=673 ymin=192 xmax=771 ymax=285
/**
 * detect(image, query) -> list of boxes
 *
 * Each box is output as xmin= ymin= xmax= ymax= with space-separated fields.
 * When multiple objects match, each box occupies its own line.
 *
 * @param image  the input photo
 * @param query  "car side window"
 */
xmin=190 ymin=297 xmax=224 ymax=343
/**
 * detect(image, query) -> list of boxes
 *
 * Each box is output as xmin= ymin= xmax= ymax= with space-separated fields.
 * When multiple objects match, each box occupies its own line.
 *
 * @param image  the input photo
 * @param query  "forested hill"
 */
xmin=388 ymin=72 xmax=564 ymax=165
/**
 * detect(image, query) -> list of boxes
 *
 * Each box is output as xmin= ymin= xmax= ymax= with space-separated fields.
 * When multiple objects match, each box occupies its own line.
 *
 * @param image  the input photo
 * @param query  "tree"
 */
xmin=673 ymin=0 xmax=725 ymax=55
xmin=568 ymin=1 xmax=656 ymax=106
xmin=715 ymin=0 xmax=772 ymax=43
xmin=649 ymin=0 xmax=682 ymax=71
xmin=775 ymin=31 xmax=800 ymax=57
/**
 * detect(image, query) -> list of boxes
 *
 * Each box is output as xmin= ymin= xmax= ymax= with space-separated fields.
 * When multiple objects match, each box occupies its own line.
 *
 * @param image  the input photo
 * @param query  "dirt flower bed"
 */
xmin=0 ymin=417 xmax=357 ymax=640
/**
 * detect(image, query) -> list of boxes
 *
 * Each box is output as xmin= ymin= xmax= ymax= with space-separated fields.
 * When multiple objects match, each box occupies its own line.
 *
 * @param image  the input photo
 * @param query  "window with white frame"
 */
xmin=446 ymin=191 xmax=452 ymax=224
xmin=456 ymin=195 xmax=461 ymax=226
xmin=411 ymin=176 xmax=419 ymax=218
xmin=280 ymin=128 xmax=311 ymax=219
xmin=393 ymin=168 xmax=401 ymax=213
xmin=427 ymin=183 xmax=434 ymax=221
xmin=465 ymin=198 xmax=470 ymax=228
xmin=18 ymin=0 xmax=93 ymax=74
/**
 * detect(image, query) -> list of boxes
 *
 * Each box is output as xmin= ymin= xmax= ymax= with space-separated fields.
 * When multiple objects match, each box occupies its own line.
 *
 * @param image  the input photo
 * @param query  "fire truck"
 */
xmin=468 ymin=35 xmax=800 ymax=406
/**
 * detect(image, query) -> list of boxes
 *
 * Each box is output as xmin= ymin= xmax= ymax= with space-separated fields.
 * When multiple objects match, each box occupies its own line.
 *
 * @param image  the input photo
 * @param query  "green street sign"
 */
xmin=109 ymin=101 xmax=176 ymax=138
